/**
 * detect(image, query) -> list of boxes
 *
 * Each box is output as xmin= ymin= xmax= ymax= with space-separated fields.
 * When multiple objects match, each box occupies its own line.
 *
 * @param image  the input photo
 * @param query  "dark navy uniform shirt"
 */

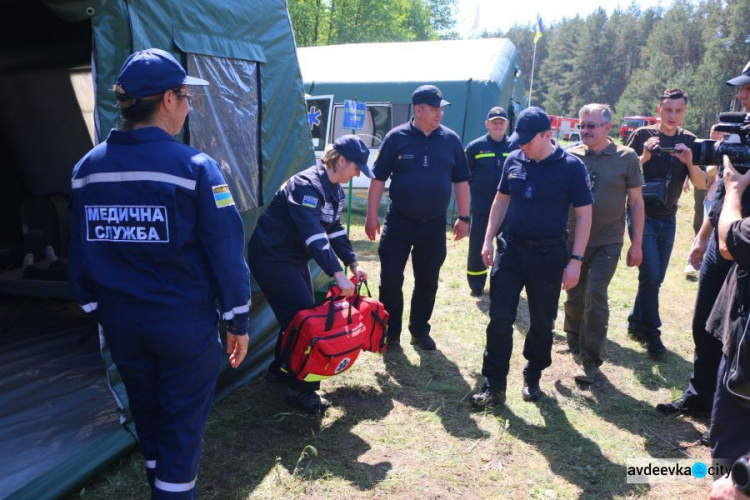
xmin=69 ymin=127 xmax=251 ymax=330
xmin=250 ymin=162 xmax=356 ymax=276
xmin=499 ymin=142 xmax=593 ymax=239
xmin=373 ymin=120 xmax=470 ymax=220
xmin=465 ymin=133 xmax=517 ymax=215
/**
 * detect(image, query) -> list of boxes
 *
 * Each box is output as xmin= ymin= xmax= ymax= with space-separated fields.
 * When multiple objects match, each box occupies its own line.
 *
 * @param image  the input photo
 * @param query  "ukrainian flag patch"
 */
xmin=212 ymin=184 xmax=235 ymax=208
xmin=302 ymin=195 xmax=318 ymax=208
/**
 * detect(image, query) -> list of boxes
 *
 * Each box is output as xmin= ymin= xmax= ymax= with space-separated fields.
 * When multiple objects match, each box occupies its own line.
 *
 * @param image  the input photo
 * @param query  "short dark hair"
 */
xmin=660 ymin=88 xmax=688 ymax=104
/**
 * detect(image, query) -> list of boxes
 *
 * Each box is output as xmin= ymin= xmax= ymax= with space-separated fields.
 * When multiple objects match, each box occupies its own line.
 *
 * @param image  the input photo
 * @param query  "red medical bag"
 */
xmin=328 ymin=279 xmax=389 ymax=354
xmin=281 ymin=295 xmax=365 ymax=383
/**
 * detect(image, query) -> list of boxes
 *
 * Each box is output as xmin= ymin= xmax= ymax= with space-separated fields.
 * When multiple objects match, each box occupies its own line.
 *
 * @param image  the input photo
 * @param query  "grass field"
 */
xmin=73 ymin=196 xmax=715 ymax=500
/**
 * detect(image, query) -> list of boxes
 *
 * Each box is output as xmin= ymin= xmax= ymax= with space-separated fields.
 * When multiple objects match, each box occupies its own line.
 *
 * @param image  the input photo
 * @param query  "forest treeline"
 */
xmin=287 ymin=0 xmax=749 ymax=136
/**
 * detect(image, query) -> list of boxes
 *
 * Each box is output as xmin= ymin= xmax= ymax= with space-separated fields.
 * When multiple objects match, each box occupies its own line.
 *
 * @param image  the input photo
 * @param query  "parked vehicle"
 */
xmin=620 ymin=116 xmax=659 ymax=143
xmin=549 ymin=115 xmax=581 ymax=142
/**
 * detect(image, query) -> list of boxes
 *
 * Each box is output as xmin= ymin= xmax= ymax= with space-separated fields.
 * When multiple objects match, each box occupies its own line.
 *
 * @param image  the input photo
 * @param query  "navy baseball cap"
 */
xmin=727 ymin=60 xmax=750 ymax=87
xmin=333 ymin=135 xmax=373 ymax=178
xmin=509 ymin=107 xmax=552 ymax=146
xmin=412 ymin=85 xmax=451 ymax=107
xmin=116 ymin=48 xmax=209 ymax=99
xmin=487 ymin=107 xmax=508 ymax=121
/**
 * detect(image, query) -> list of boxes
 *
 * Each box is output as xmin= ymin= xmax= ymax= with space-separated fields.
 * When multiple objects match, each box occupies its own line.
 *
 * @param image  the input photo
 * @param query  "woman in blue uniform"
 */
xmin=69 ymin=48 xmax=251 ymax=499
xmin=248 ymin=135 xmax=371 ymax=414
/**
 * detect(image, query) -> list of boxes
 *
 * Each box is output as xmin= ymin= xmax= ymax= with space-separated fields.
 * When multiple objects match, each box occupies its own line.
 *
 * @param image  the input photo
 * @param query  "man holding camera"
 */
xmin=657 ymin=63 xmax=750 ymax=425
xmin=625 ymin=88 xmax=708 ymax=359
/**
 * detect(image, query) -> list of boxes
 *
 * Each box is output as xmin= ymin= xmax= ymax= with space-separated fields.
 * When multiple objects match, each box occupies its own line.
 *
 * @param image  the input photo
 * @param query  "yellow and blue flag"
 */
xmin=534 ymin=15 xmax=544 ymax=44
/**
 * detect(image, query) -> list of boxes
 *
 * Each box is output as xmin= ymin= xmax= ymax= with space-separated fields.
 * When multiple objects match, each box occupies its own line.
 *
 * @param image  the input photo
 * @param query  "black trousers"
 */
xmin=248 ymin=239 xmax=319 ymax=392
xmin=710 ymin=355 xmax=750 ymax=473
xmin=467 ymin=211 xmax=492 ymax=293
xmin=378 ymin=209 xmax=447 ymax=340
xmin=682 ymin=230 xmax=731 ymax=410
xmin=482 ymin=233 xmax=568 ymax=391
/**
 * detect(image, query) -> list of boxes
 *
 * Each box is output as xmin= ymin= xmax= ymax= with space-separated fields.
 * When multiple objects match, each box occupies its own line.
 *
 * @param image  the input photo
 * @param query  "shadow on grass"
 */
xmin=496 ymin=397 xmax=644 ymax=499
xmin=196 ymin=379 xmax=395 ymax=498
xmin=379 ymin=347 xmax=485 ymax=440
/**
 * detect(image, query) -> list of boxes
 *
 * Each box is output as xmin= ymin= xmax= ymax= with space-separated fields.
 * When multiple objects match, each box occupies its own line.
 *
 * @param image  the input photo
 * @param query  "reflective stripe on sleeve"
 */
xmin=328 ymin=229 xmax=347 ymax=239
xmin=304 ymin=232 xmax=328 ymax=247
xmin=154 ymin=477 xmax=197 ymax=493
xmin=72 ymin=171 xmax=197 ymax=191
xmin=80 ymin=302 xmax=98 ymax=313
xmin=223 ymin=301 xmax=251 ymax=320
xmin=145 ymin=460 xmax=156 ymax=469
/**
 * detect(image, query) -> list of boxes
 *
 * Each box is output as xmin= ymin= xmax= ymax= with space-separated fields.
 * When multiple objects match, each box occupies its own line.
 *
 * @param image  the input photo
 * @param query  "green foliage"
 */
xmin=287 ymin=0 xmax=457 ymax=46
xmin=492 ymin=0 xmax=749 ymax=136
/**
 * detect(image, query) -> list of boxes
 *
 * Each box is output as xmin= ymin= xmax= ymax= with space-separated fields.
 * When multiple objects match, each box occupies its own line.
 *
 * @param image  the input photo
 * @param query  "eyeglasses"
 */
xmin=173 ymin=90 xmax=204 ymax=104
xmin=579 ymin=122 xmax=606 ymax=130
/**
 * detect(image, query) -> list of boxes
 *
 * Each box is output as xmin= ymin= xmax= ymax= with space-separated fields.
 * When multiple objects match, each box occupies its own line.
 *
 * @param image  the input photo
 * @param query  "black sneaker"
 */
xmin=700 ymin=430 xmax=710 ymax=446
xmin=386 ymin=337 xmax=403 ymax=353
xmin=284 ymin=388 xmax=331 ymax=414
xmin=628 ymin=327 xmax=647 ymax=344
xmin=471 ymin=388 xmax=506 ymax=409
xmin=522 ymin=381 xmax=542 ymax=402
xmin=469 ymin=287 xmax=484 ymax=297
xmin=655 ymin=396 xmax=710 ymax=417
xmin=411 ymin=334 xmax=437 ymax=350
xmin=646 ymin=334 xmax=666 ymax=359
xmin=266 ymin=369 xmax=290 ymax=384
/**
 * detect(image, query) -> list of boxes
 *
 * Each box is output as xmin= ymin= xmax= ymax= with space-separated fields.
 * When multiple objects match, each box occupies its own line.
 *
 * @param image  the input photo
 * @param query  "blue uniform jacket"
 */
xmin=250 ymin=162 xmax=356 ymax=276
xmin=465 ymin=134 xmax=517 ymax=215
xmin=373 ymin=121 xmax=470 ymax=221
xmin=499 ymin=142 xmax=593 ymax=239
xmin=68 ymin=127 xmax=251 ymax=332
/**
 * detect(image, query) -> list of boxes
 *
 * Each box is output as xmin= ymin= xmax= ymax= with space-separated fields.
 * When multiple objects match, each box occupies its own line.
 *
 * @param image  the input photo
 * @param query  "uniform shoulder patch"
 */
xmin=212 ymin=184 xmax=235 ymax=208
xmin=302 ymin=194 xmax=318 ymax=208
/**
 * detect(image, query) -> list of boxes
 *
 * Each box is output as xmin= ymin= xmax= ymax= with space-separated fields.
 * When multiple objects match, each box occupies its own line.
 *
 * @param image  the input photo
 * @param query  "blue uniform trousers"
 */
xmin=483 ymin=234 xmax=568 ymax=390
xmin=247 ymin=247 xmax=319 ymax=392
xmin=627 ymin=214 xmax=676 ymax=335
xmin=101 ymin=316 xmax=222 ymax=500
xmin=710 ymin=355 xmax=750 ymax=472
xmin=682 ymin=231 xmax=732 ymax=410
xmin=378 ymin=209 xmax=447 ymax=340
xmin=467 ymin=211 xmax=492 ymax=293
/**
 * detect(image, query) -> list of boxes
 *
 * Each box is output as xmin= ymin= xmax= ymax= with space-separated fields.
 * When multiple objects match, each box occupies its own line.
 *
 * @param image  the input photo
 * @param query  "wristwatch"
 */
xmin=458 ymin=215 xmax=470 ymax=223
xmin=732 ymin=455 xmax=750 ymax=495
xmin=570 ymin=254 xmax=584 ymax=262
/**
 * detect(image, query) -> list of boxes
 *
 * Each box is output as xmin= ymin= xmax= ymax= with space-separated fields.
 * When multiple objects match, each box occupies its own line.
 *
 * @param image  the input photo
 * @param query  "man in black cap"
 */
xmin=656 ymin=61 xmax=750 ymax=434
xmin=464 ymin=107 xmax=518 ymax=296
xmin=365 ymin=84 xmax=470 ymax=352
xmin=471 ymin=106 xmax=592 ymax=408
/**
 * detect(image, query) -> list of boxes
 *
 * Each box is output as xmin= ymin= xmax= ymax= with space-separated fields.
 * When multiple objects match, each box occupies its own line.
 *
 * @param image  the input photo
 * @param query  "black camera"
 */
xmin=692 ymin=112 xmax=750 ymax=172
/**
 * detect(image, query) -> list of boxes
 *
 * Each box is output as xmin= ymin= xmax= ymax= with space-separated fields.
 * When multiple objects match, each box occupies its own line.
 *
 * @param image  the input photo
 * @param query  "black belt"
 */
xmin=505 ymin=232 xmax=567 ymax=249
xmin=393 ymin=209 xmax=444 ymax=224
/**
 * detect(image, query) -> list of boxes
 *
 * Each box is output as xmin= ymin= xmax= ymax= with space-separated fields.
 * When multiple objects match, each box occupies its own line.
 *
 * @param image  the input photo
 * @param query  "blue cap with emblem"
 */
xmin=333 ymin=135 xmax=373 ymax=178
xmin=508 ymin=106 xmax=552 ymax=146
xmin=486 ymin=107 xmax=508 ymax=121
xmin=412 ymin=85 xmax=451 ymax=108
xmin=115 ymin=48 xmax=209 ymax=99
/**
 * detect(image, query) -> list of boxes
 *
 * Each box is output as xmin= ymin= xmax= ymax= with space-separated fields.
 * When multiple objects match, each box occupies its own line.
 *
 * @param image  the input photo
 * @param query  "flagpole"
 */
xmin=529 ymin=41 xmax=538 ymax=106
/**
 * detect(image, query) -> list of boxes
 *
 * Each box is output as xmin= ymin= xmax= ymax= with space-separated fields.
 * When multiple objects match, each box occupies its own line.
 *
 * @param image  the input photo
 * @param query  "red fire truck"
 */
xmin=549 ymin=115 xmax=581 ymax=142
xmin=619 ymin=116 xmax=659 ymax=143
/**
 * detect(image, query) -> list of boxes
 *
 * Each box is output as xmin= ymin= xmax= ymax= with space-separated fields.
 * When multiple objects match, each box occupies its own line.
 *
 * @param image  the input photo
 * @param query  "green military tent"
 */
xmin=0 ymin=1 xmax=315 ymax=497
